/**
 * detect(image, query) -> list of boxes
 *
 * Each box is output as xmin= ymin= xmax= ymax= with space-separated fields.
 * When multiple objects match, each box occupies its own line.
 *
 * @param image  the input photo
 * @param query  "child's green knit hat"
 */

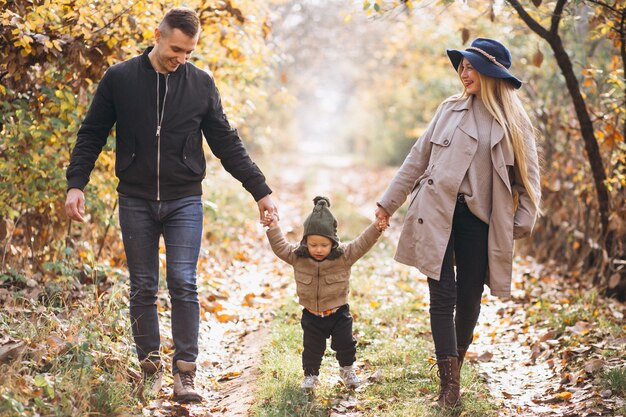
xmin=302 ymin=196 xmax=339 ymax=246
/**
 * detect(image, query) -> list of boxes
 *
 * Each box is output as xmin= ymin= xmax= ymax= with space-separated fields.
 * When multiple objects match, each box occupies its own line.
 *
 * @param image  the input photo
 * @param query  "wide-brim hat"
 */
xmin=446 ymin=37 xmax=522 ymax=89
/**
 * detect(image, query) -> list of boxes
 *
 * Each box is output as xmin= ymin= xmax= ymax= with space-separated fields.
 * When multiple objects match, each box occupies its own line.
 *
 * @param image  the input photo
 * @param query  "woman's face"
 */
xmin=460 ymin=58 xmax=481 ymax=95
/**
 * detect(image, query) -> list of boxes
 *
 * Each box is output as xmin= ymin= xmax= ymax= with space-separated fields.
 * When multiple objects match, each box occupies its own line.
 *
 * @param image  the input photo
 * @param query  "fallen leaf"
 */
xmin=567 ymin=321 xmax=592 ymax=335
xmin=368 ymin=369 xmax=382 ymax=382
xmin=242 ymin=293 xmax=255 ymax=307
xmin=600 ymin=389 xmax=612 ymax=398
xmin=216 ymin=313 xmax=239 ymax=323
xmin=553 ymin=391 xmax=572 ymax=401
xmin=0 ymin=341 xmax=26 ymax=363
xmin=477 ymin=351 xmax=493 ymax=362
xmin=218 ymin=371 xmax=241 ymax=381
xmin=583 ymin=358 xmax=604 ymax=373
xmin=539 ymin=330 xmax=558 ymax=342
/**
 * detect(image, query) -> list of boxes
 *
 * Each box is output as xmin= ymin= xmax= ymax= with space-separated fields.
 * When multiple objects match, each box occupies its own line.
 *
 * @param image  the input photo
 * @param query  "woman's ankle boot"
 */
xmin=436 ymin=356 xmax=461 ymax=407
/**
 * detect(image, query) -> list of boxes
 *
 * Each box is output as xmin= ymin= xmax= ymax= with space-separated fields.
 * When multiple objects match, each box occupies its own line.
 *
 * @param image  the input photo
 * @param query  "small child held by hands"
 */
xmin=264 ymin=196 xmax=387 ymax=391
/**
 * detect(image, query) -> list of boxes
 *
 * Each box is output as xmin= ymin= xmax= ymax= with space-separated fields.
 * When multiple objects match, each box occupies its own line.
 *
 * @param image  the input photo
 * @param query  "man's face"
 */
xmin=153 ymin=27 xmax=199 ymax=73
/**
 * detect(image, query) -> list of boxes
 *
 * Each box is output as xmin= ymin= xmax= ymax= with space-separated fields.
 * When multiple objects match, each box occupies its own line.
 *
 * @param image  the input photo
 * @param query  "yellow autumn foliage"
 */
xmin=0 ymin=0 xmax=276 ymax=274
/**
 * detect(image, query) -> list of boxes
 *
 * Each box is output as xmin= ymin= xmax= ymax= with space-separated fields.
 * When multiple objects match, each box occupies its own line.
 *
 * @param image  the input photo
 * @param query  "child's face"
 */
xmin=306 ymin=235 xmax=333 ymax=261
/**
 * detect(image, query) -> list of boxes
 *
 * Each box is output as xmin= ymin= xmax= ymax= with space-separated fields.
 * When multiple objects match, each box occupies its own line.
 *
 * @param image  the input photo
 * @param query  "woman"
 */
xmin=375 ymin=38 xmax=541 ymax=407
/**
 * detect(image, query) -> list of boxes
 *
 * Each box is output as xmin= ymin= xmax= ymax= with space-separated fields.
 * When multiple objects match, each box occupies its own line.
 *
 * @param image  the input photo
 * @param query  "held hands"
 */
xmin=258 ymin=195 xmax=278 ymax=227
xmin=262 ymin=213 xmax=279 ymax=229
xmin=375 ymin=204 xmax=391 ymax=232
xmin=65 ymin=188 xmax=86 ymax=222
xmin=376 ymin=217 xmax=389 ymax=232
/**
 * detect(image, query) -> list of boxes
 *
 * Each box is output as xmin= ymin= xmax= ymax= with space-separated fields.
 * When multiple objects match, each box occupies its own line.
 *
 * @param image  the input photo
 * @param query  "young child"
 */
xmin=265 ymin=196 xmax=387 ymax=390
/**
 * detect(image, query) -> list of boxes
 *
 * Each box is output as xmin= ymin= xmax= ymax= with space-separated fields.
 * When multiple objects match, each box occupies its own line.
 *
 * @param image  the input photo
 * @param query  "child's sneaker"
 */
xmin=301 ymin=375 xmax=320 ymax=390
xmin=339 ymin=365 xmax=360 ymax=388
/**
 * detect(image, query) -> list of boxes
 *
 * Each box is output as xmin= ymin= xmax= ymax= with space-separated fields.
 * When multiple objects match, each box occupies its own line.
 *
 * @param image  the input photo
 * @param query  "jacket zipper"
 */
xmin=316 ymin=262 xmax=320 ymax=312
xmin=156 ymin=73 xmax=169 ymax=201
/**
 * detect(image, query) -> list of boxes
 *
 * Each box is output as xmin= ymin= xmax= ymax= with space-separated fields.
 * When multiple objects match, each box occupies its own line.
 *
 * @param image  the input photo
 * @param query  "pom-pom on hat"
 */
xmin=446 ymin=37 xmax=522 ymax=89
xmin=302 ymin=196 xmax=339 ymax=246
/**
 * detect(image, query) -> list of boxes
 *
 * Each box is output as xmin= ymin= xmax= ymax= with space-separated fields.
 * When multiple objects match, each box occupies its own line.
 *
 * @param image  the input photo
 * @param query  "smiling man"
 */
xmin=64 ymin=7 xmax=277 ymax=403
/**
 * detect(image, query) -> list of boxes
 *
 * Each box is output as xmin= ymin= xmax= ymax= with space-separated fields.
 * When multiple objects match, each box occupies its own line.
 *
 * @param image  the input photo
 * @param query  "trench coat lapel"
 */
xmin=490 ymin=118 xmax=514 ymax=193
xmin=490 ymin=118 xmax=505 ymax=148
xmin=456 ymin=96 xmax=478 ymax=141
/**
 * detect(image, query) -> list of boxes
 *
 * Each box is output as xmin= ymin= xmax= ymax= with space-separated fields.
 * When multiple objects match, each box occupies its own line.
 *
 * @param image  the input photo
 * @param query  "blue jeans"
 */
xmin=428 ymin=198 xmax=488 ymax=360
xmin=119 ymin=194 xmax=202 ymax=374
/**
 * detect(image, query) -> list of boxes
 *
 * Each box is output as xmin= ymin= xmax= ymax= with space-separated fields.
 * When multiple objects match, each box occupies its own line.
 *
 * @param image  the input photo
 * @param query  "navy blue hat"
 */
xmin=446 ymin=38 xmax=522 ymax=89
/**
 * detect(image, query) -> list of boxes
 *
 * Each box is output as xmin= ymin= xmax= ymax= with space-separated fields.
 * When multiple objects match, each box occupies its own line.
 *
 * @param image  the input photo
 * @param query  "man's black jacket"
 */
xmin=66 ymin=47 xmax=271 ymax=202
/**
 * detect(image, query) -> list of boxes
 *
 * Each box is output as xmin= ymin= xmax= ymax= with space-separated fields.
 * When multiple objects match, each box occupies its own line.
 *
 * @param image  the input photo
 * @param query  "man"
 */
xmin=65 ymin=7 xmax=277 ymax=403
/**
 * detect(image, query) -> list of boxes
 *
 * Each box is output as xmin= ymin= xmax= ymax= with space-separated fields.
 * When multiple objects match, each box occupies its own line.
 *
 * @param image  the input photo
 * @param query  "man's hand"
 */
xmin=65 ymin=188 xmax=86 ymax=222
xmin=257 ymin=195 xmax=278 ymax=226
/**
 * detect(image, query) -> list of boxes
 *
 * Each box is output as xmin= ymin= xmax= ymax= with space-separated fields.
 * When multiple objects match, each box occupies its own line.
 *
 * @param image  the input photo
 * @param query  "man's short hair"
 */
xmin=159 ymin=7 xmax=200 ymax=38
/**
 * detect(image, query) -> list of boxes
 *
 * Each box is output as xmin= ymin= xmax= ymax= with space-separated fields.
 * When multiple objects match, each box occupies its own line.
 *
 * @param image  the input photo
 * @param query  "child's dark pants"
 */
xmin=301 ymin=304 xmax=356 ymax=376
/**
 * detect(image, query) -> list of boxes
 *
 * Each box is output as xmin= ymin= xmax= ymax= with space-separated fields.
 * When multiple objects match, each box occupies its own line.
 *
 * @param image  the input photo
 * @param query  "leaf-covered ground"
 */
xmin=1 ymin=155 xmax=624 ymax=416
xmin=249 ymin=155 xmax=625 ymax=417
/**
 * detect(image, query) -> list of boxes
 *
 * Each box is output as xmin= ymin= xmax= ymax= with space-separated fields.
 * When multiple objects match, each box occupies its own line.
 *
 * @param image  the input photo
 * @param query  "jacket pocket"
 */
xmin=429 ymin=126 xmax=455 ymax=147
xmin=408 ymin=166 xmax=432 ymax=208
xmin=295 ymin=272 xmax=314 ymax=285
xmin=115 ymin=135 xmax=136 ymax=173
xmin=324 ymin=272 xmax=349 ymax=285
xmin=182 ymin=132 xmax=206 ymax=175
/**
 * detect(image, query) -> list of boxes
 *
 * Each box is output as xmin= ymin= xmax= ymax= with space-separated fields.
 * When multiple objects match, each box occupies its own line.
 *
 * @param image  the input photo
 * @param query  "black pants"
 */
xmin=428 ymin=199 xmax=489 ymax=360
xmin=301 ymin=304 xmax=356 ymax=376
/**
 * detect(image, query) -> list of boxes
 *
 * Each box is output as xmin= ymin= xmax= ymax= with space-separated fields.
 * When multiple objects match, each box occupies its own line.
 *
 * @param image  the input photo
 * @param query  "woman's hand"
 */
xmin=375 ymin=205 xmax=391 ymax=232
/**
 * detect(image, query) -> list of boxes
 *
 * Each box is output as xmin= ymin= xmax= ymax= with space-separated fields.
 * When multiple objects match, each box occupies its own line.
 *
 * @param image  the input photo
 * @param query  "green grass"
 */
xmin=603 ymin=366 xmax=626 ymax=396
xmin=0 ymin=158 xmax=263 ymax=416
xmin=603 ymin=366 xmax=626 ymax=415
xmin=0 ymin=277 xmax=138 ymax=416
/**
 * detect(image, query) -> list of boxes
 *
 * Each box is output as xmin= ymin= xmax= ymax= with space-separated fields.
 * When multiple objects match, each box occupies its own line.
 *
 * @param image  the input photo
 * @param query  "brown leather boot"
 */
xmin=457 ymin=346 xmax=468 ymax=371
xmin=436 ymin=356 xmax=461 ymax=407
xmin=139 ymin=358 xmax=163 ymax=397
xmin=173 ymin=360 xmax=203 ymax=403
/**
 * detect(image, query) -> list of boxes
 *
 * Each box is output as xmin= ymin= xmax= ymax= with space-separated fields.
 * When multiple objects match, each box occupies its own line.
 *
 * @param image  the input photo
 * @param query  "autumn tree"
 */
xmin=503 ymin=0 xmax=625 ymax=296
xmin=363 ymin=0 xmax=625 ymax=297
xmin=0 ymin=0 xmax=275 ymax=276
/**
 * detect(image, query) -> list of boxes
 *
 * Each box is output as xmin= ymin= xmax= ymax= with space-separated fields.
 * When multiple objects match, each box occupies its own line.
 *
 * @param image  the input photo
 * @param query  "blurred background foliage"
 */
xmin=0 ymin=0 xmax=290 ymax=282
xmin=265 ymin=0 xmax=625 ymax=297
xmin=1 ymin=0 xmax=624 ymax=298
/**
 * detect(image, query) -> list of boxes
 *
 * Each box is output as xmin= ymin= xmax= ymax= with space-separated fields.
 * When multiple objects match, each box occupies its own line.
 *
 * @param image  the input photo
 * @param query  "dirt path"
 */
xmin=139 ymin=157 xmax=308 ymax=416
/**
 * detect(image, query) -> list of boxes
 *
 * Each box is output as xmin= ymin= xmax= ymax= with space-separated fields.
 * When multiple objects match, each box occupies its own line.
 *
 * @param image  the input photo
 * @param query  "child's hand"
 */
xmin=263 ymin=213 xmax=279 ymax=228
xmin=376 ymin=217 xmax=388 ymax=232
xmin=375 ymin=205 xmax=390 ymax=232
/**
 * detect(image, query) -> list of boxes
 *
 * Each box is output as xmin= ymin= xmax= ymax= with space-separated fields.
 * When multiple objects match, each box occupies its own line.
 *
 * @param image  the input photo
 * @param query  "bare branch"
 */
xmin=584 ymin=0 xmax=622 ymax=15
xmin=550 ymin=0 xmax=568 ymax=37
xmin=505 ymin=0 xmax=550 ymax=40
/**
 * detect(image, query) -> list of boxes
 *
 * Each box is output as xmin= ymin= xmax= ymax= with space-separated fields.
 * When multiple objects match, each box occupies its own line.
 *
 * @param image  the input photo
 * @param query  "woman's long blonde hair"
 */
xmin=453 ymin=69 xmax=541 ymax=211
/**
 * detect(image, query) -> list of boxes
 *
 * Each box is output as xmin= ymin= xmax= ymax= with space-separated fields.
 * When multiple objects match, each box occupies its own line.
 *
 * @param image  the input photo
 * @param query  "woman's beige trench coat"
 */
xmin=378 ymin=95 xmax=540 ymax=298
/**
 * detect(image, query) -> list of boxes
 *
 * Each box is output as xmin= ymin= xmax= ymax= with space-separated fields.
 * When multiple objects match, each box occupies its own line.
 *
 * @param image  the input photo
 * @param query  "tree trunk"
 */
xmin=546 ymin=34 xmax=611 ymax=244
xmin=506 ymin=0 xmax=613 ymax=282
